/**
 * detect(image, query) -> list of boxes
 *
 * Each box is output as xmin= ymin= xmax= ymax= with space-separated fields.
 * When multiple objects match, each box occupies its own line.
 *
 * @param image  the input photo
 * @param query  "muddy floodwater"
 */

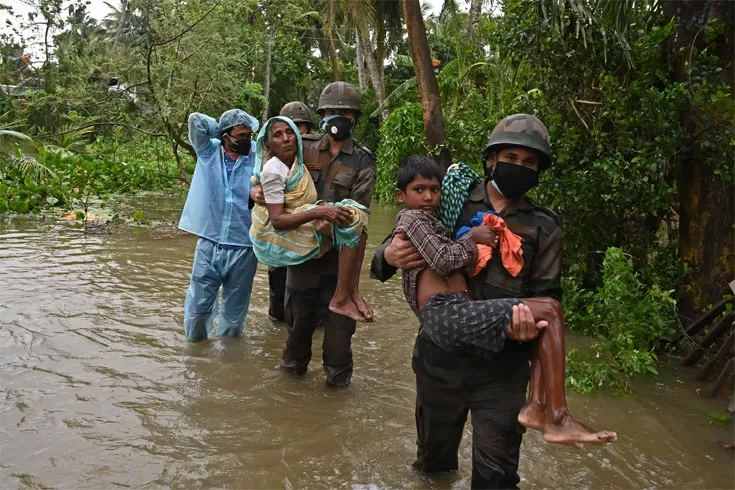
xmin=1 ymin=193 xmax=733 ymax=489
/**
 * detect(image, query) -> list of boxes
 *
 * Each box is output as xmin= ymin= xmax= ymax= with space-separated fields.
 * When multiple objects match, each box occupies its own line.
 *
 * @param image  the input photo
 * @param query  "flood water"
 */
xmin=1 ymin=193 xmax=733 ymax=489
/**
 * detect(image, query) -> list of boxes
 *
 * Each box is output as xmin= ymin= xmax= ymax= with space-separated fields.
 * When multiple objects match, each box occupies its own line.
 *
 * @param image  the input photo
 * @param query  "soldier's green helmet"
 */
xmin=482 ymin=114 xmax=552 ymax=171
xmin=279 ymin=101 xmax=313 ymax=126
xmin=317 ymin=81 xmax=361 ymax=116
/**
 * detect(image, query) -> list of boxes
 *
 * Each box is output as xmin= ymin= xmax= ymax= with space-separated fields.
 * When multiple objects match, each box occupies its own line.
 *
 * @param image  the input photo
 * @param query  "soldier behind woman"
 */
xmin=253 ymin=82 xmax=376 ymax=387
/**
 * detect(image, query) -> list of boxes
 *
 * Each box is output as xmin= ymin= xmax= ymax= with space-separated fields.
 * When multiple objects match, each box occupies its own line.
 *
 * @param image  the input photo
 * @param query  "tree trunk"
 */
xmin=324 ymin=0 xmax=341 ymax=81
xmin=403 ymin=0 xmax=451 ymax=172
xmin=114 ymin=0 xmax=129 ymax=49
xmin=467 ymin=0 xmax=482 ymax=40
xmin=355 ymin=27 xmax=367 ymax=91
xmin=325 ymin=33 xmax=341 ymax=80
xmin=663 ymin=0 xmax=735 ymax=313
xmin=262 ymin=26 xmax=274 ymax=123
xmin=356 ymin=25 xmax=385 ymax=106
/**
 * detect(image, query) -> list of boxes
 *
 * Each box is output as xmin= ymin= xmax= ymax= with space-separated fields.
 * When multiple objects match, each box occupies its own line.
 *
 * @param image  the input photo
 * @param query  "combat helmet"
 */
xmin=317 ymin=81 xmax=361 ymax=116
xmin=279 ymin=101 xmax=313 ymax=126
xmin=482 ymin=114 xmax=552 ymax=171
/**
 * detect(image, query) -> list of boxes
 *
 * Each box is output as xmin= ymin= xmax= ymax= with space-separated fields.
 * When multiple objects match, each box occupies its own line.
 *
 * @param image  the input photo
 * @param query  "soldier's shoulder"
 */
xmin=301 ymin=133 xmax=323 ymax=142
xmin=526 ymin=197 xmax=563 ymax=226
xmin=352 ymin=138 xmax=376 ymax=161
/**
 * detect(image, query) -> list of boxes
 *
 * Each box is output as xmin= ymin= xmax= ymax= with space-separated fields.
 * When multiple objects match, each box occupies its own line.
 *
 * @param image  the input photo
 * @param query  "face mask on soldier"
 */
xmin=489 ymin=160 xmax=539 ymax=199
xmin=320 ymin=115 xmax=354 ymax=141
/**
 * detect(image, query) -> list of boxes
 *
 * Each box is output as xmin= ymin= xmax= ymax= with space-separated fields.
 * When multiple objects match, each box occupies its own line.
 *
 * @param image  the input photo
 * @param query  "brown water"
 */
xmin=1 ymin=194 xmax=733 ymax=489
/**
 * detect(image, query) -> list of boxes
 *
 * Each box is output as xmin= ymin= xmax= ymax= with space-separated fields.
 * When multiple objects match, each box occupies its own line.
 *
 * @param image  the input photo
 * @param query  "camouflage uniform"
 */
xmin=268 ymin=101 xmax=317 ymax=322
xmin=371 ymin=114 xmax=562 ymax=488
xmin=281 ymin=82 xmax=376 ymax=387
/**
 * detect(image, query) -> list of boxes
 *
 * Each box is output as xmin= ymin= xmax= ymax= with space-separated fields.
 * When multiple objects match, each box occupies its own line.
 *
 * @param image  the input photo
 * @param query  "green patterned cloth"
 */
xmin=437 ymin=162 xmax=482 ymax=231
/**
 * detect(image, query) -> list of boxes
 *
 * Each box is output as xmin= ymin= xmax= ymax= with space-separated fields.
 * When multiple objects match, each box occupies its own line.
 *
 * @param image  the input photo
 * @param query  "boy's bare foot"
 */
xmin=518 ymin=401 xmax=546 ymax=432
xmin=352 ymin=291 xmax=374 ymax=322
xmin=543 ymin=410 xmax=617 ymax=448
xmin=315 ymin=219 xmax=332 ymax=237
xmin=329 ymin=296 xmax=367 ymax=322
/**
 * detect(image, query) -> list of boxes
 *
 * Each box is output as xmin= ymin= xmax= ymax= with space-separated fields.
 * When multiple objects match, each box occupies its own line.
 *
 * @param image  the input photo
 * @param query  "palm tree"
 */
xmin=404 ymin=0 xmax=451 ymax=171
xmin=0 ymin=117 xmax=55 ymax=182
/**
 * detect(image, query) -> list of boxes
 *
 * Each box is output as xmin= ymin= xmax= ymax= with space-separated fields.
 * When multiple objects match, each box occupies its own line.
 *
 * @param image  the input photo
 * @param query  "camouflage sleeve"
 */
xmin=530 ymin=224 xmax=563 ymax=301
xmin=349 ymin=152 xmax=377 ymax=208
xmin=369 ymin=233 xmax=398 ymax=282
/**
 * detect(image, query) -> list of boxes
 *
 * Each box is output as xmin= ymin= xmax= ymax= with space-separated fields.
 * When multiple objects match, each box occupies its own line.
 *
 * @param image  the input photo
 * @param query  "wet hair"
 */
xmin=396 ymin=155 xmax=442 ymax=191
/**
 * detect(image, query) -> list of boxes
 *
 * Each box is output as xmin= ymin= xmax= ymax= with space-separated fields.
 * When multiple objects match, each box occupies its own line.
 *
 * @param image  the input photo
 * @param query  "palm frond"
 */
xmin=370 ymin=77 xmax=418 ymax=118
xmin=0 ymin=155 xmax=57 ymax=182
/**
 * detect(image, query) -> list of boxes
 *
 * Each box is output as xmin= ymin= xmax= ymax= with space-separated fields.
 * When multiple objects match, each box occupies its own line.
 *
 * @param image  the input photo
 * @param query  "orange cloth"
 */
xmin=470 ymin=214 xmax=523 ymax=277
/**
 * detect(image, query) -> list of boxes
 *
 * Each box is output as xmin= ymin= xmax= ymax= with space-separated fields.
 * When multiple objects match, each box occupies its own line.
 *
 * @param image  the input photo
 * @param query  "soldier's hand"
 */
xmin=507 ymin=304 xmax=546 ymax=341
xmin=250 ymin=184 xmax=265 ymax=205
xmin=385 ymin=233 xmax=425 ymax=270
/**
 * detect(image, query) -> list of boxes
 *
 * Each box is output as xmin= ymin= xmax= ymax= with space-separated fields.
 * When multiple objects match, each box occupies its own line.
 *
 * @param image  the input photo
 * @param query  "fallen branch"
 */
xmin=569 ymin=99 xmax=591 ymax=134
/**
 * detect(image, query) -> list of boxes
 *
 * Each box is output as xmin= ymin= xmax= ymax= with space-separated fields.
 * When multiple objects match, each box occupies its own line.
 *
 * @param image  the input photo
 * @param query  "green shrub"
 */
xmin=565 ymin=247 xmax=677 ymax=393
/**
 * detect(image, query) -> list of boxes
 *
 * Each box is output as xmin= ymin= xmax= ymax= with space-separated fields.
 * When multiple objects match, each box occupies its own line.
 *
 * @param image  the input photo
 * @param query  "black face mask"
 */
xmin=320 ymin=115 xmax=354 ymax=141
xmin=490 ymin=160 xmax=539 ymax=199
xmin=226 ymin=134 xmax=251 ymax=155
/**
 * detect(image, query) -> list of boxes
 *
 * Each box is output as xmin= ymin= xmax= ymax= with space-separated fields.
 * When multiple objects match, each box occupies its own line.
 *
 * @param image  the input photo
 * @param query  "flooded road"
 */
xmin=1 ymin=194 xmax=733 ymax=489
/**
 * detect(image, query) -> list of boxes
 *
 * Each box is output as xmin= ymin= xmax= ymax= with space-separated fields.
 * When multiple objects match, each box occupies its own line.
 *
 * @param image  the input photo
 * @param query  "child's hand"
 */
xmin=468 ymin=225 xmax=499 ymax=247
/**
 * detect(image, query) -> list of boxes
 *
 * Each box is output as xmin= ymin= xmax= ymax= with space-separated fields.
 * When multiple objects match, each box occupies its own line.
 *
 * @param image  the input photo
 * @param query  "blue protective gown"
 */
xmin=179 ymin=112 xmax=258 ymax=341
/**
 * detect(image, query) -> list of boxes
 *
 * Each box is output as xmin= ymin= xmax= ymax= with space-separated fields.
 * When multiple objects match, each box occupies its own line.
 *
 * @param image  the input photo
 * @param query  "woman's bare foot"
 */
xmin=315 ymin=219 xmax=332 ymax=237
xmin=329 ymin=295 xmax=367 ymax=322
xmin=543 ymin=409 xmax=617 ymax=448
xmin=518 ymin=401 xmax=546 ymax=432
xmin=352 ymin=291 xmax=374 ymax=322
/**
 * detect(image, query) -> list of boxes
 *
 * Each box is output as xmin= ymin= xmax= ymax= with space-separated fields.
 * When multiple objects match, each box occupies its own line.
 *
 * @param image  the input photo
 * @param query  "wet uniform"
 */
xmin=281 ymin=132 xmax=376 ymax=387
xmin=370 ymin=180 xmax=562 ymax=489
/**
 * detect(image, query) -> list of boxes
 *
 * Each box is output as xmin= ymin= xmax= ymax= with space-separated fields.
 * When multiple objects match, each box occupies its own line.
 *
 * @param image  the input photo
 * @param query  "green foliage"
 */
xmin=0 ymin=136 xmax=180 ymax=215
xmin=565 ymin=247 xmax=678 ymax=393
xmin=374 ymin=103 xmax=427 ymax=202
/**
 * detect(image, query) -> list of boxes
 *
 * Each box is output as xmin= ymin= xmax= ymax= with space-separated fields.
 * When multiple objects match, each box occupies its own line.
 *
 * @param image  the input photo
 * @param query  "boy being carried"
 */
xmin=249 ymin=116 xmax=372 ymax=322
xmin=393 ymin=155 xmax=616 ymax=447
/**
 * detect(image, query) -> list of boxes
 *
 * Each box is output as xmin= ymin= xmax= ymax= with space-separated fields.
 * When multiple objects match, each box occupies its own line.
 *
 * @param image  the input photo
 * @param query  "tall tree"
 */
xmin=662 ymin=0 xmax=735 ymax=312
xmin=403 ymin=0 xmax=451 ymax=171
xmin=467 ymin=0 xmax=483 ymax=39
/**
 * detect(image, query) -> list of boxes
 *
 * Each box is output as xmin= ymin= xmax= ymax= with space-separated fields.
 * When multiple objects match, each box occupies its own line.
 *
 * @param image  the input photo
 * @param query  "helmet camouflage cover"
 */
xmin=279 ymin=101 xmax=313 ymax=125
xmin=483 ymin=114 xmax=552 ymax=170
xmin=317 ymin=81 xmax=361 ymax=115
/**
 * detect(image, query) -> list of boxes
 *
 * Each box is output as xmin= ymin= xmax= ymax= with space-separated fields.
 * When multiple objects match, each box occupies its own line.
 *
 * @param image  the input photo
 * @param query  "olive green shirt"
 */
xmin=301 ymin=133 xmax=377 ymax=207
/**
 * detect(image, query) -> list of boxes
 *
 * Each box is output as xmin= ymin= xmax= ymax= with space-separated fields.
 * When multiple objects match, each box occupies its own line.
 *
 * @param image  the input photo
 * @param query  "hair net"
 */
xmin=219 ymin=109 xmax=260 ymax=134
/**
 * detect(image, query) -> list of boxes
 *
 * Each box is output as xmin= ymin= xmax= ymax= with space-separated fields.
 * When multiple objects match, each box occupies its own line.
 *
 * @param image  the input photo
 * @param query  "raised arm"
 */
xmin=187 ymin=112 xmax=220 ymax=157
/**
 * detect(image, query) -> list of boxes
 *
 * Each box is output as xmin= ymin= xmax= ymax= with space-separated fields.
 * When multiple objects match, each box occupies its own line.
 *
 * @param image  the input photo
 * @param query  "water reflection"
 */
xmin=0 ymin=197 xmax=732 ymax=489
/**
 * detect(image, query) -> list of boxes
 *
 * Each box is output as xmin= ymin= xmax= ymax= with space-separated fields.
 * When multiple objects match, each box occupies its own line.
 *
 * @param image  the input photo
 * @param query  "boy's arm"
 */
xmin=396 ymin=210 xmax=477 ymax=276
xmin=188 ymin=112 xmax=220 ymax=157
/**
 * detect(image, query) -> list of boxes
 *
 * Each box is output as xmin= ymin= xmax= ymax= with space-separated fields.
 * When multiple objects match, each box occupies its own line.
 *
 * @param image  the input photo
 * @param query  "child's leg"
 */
xmin=518 ymin=340 xmax=546 ymax=431
xmin=329 ymin=232 xmax=373 ymax=322
xmin=521 ymin=298 xmax=617 ymax=447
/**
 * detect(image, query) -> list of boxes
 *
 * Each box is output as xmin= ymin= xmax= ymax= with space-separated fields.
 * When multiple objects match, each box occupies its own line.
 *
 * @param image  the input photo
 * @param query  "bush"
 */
xmin=565 ymin=247 xmax=678 ymax=393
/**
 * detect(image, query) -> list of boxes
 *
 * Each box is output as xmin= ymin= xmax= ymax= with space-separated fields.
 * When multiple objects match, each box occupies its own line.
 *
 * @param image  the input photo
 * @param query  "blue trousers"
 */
xmin=184 ymin=238 xmax=258 ymax=342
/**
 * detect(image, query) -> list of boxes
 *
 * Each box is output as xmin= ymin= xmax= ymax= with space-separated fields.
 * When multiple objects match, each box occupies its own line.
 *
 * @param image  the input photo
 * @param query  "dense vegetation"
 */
xmin=1 ymin=0 xmax=732 ymax=392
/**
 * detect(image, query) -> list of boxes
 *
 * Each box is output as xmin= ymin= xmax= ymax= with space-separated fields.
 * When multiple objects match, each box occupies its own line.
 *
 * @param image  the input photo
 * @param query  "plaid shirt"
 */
xmin=394 ymin=209 xmax=478 ymax=316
